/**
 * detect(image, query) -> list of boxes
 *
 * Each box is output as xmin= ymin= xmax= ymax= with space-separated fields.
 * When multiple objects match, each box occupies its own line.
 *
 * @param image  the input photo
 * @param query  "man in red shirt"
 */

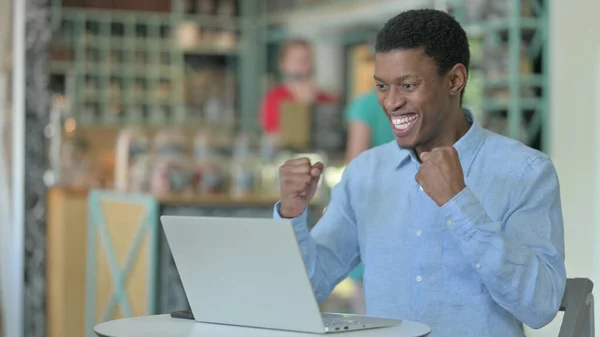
xmin=260 ymin=39 xmax=337 ymax=135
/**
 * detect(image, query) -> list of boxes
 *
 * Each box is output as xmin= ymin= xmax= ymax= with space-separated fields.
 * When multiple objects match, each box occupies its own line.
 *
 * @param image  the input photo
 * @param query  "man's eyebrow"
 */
xmin=373 ymin=74 xmax=419 ymax=83
xmin=396 ymin=74 xmax=419 ymax=82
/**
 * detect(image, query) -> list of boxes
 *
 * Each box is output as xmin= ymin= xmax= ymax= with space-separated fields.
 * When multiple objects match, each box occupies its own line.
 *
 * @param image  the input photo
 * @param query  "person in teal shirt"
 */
xmin=344 ymin=90 xmax=395 ymax=162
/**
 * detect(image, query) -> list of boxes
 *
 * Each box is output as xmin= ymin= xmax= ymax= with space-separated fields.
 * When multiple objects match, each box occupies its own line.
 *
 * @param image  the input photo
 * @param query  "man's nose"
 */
xmin=383 ymin=88 xmax=407 ymax=112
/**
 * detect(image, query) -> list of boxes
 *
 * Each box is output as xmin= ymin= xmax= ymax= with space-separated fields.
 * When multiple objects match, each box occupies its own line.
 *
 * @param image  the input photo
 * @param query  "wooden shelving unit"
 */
xmin=49 ymin=0 xmax=245 ymax=132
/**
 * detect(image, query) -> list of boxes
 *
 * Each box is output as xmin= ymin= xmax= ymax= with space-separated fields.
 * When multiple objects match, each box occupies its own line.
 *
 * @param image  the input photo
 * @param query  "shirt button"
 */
xmin=475 ymin=263 xmax=481 ymax=269
xmin=446 ymin=219 xmax=453 ymax=226
xmin=416 ymin=230 xmax=422 ymax=237
xmin=416 ymin=276 xmax=423 ymax=282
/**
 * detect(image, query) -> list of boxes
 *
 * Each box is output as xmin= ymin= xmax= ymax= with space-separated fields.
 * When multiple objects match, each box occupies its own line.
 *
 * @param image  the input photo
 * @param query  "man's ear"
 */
xmin=448 ymin=63 xmax=468 ymax=97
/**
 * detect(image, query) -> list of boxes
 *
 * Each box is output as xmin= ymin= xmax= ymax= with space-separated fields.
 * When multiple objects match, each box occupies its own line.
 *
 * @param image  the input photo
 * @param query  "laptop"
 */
xmin=160 ymin=215 xmax=403 ymax=334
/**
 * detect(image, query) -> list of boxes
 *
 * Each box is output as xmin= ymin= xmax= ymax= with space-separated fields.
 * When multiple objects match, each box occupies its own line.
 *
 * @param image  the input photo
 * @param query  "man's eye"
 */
xmin=376 ymin=83 xmax=387 ymax=90
xmin=402 ymin=83 xmax=416 ymax=90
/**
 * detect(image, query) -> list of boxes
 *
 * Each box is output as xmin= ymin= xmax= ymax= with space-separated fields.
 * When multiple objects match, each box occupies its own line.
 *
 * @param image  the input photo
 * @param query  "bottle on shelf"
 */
xmin=60 ymin=133 xmax=101 ymax=189
xmin=129 ymin=154 xmax=154 ymax=193
xmin=114 ymin=127 xmax=151 ymax=192
xmin=150 ymin=129 xmax=193 ymax=195
xmin=150 ymin=153 xmax=193 ymax=195
xmin=258 ymin=133 xmax=281 ymax=197
xmin=230 ymin=132 xmax=258 ymax=199
xmin=203 ymin=91 xmax=225 ymax=127
xmin=193 ymin=129 xmax=226 ymax=195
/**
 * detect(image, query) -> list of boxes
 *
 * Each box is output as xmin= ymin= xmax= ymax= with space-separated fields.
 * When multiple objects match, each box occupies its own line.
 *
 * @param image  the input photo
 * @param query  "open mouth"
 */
xmin=390 ymin=114 xmax=418 ymax=135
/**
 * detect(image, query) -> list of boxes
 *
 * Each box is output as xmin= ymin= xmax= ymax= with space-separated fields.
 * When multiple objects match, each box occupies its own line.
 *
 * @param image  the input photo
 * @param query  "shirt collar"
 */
xmin=393 ymin=109 xmax=486 ymax=175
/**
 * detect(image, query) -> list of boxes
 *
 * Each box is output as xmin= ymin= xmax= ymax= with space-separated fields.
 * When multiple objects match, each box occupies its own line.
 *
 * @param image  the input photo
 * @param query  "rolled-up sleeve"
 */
xmin=439 ymin=156 xmax=566 ymax=329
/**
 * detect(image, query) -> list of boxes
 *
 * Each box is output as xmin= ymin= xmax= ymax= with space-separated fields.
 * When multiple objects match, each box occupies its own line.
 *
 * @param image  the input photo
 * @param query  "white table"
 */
xmin=94 ymin=314 xmax=431 ymax=337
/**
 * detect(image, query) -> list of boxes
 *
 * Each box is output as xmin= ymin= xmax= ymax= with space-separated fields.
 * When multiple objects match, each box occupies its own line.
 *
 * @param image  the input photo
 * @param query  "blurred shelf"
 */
xmin=50 ymin=61 xmax=74 ymax=74
xmin=181 ymin=45 xmax=239 ymax=56
xmin=157 ymin=193 xmax=280 ymax=206
xmin=262 ymin=0 xmax=542 ymax=35
xmin=263 ymin=0 xmax=451 ymax=26
xmin=72 ymin=37 xmax=178 ymax=49
xmin=60 ymin=7 xmax=173 ymax=21
xmin=58 ymin=7 xmax=241 ymax=30
xmin=463 ymin=17 xmax=541 ymax=37
xmin=81 ymin=96 xmax=180 ymax=105
xmin=264 ymin=0 xmax=371 ymax=24
xmin=157 ymin=192 xmax=326 ymax=206
xmin=263 ymin=0 xmax=444 ymax=33
xmin=51 ymin=1 xmax=247 ymax=128
xmin=74 ymin=125 xmax=208 ymax=132
xmin=480 ymin=98 xmax=542 ymax=112
xmin=181 ymin=14 xmax=241 ymax=30
xmin=51 ymin=63 xmax=183 ymax=79
xmin=483 ymin=74 xmax=545 ymax=89
xmin=53 ymin=37 xmax=239 ymax=55
xmin=265 ymin=9 xmax=543 ymax=44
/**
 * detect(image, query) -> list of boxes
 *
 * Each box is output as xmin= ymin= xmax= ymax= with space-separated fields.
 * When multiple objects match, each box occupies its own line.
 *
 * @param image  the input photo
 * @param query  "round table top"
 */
xmin=94 ymin=314 xmax=431 ymax=337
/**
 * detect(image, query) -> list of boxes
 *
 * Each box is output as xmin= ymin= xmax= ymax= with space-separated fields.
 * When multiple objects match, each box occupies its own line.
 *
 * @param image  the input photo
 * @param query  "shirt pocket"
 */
xmin=442 ymin=236 xmax=488 ymax=302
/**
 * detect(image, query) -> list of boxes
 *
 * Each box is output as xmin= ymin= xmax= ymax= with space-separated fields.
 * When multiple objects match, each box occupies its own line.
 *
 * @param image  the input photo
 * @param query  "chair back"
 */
xmin=558 ymin=278 xmax=595 ymax=337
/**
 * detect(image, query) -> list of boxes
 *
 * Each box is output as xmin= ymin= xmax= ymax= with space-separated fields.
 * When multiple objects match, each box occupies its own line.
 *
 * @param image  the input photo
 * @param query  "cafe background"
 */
xmin=1 ymin=0 xmax=599 ymax=337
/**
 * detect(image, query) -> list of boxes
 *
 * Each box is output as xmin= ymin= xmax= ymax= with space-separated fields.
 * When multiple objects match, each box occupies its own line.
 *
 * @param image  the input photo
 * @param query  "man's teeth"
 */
xmin=392 ymin=115 xmax=417 ymax=130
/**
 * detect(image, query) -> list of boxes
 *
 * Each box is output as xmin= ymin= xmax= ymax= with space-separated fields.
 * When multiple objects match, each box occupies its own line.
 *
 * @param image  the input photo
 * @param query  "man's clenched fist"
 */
xmin=279 ymin=157 xmax=324 ymax=218
xmin=416 ymin=146 xmax=466 ymax=207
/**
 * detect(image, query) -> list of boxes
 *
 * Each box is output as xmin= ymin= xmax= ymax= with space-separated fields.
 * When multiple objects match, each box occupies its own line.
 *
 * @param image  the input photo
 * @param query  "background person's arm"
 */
xmin=345 ymin=121 xmax=371 ymax=162
xmin=344 ymin=94 xmax=374 ymax=162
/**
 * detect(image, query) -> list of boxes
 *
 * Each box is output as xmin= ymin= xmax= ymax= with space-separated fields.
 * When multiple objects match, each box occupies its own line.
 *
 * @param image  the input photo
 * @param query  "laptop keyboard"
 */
xmin=321 ymin=313 xmax=363 ymax=327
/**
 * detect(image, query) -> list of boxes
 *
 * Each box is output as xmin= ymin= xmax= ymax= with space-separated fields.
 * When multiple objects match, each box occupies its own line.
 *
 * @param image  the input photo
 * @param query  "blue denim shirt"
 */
xmin=274 ymin=111 xmax=566 ymax=337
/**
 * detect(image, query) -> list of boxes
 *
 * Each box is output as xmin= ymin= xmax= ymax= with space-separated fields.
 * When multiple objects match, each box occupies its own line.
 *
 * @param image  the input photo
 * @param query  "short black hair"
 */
xmin=376 ymin=9 xmax=470 ymax=100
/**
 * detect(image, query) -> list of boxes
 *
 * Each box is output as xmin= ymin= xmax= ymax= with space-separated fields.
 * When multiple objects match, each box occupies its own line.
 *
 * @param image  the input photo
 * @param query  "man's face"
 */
xmin=280 ymin=45 xmax=313 ymax=81
xmin=374 ymin=48 xmax=452 ymax=149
